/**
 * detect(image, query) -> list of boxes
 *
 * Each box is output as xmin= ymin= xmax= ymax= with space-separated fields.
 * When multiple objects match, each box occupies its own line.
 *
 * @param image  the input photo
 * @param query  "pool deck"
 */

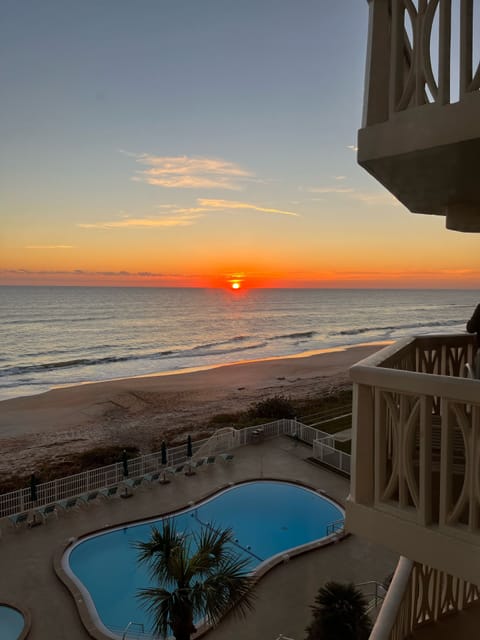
xmin=0 ymin=436 xmax=398 ymax=640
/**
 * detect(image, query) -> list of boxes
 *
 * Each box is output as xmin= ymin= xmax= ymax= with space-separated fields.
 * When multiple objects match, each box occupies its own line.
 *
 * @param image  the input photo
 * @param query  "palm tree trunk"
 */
xmin=171 ymin=605 xmax=196 ymax=640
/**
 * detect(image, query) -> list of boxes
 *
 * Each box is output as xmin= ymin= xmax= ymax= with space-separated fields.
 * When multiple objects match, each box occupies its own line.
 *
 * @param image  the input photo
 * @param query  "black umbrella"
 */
xmin=186 ymin=435 xmax=193 ymax=459
xmin=30 ymin=473 xmax=38 ymax=503
xmin=159 ymin=441 xmax=170 ymax=484
xmin=122 ymin=449 xmax=129 ymax=477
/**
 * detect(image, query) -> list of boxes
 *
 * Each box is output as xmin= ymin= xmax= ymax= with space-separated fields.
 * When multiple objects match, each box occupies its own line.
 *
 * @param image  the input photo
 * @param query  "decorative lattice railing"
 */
xmin=370 ymin=557 xmax=480 ymax=639
xmin=350 ymin=333 xmax=480 ymax=543
xmin=364 ymin=0 xmax=480 ymax=126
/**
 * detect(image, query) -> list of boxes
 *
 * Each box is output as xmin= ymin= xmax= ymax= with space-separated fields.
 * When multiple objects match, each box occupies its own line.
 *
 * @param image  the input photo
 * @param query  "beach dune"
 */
xmin=0 ymin=344 xmax=385 ymax=481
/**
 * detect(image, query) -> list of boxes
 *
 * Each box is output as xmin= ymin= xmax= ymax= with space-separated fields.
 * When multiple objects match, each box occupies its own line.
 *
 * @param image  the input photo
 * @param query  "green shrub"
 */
xmin=249 ymin=395 xmax=296 ymax=420
xmin=305 ymin=581 xmax=372 ymax=640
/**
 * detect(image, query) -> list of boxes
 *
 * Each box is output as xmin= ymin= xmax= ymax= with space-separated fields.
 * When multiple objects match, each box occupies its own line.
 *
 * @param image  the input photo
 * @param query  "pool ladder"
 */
xmin=325 ymin=518 xmax=345 ymax=536
xmin=122 ymin=621 xmax=151 ymax=639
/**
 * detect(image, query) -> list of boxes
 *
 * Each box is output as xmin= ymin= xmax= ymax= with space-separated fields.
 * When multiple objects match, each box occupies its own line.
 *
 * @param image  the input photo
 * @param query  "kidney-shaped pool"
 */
xmin=63 ymin=480 xmax=343 ymax=637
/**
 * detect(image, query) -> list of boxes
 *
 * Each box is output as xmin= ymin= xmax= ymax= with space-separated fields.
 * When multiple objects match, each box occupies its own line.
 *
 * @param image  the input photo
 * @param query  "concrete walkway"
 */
xmin=331 ymin=427 xmax=352 ymax=442
xmin=0 ymin=437 xmax=398 ymax=640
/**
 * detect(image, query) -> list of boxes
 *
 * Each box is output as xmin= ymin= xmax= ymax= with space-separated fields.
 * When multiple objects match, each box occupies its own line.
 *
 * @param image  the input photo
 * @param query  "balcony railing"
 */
xmin=364 ymin=0 xmax=480 ymax=127
xmin=370 ymin=557 xmax=480 ymax=640
xmin=359 ymin=1 xmax=480 ymax=231
xmin=347 ymin=333 xmax=480 ymax=584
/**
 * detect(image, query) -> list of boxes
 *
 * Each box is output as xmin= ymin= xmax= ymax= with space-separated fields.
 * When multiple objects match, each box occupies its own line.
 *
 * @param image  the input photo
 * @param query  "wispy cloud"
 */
xmin=78 ymin=210 xmax=202 ymax=230
xmin=126 ymin=153 xmax=253 ymax=190
xmin=24 ymin=245 xmax=74 ymax=249
xmin=1 ymin=268 xmax=183 ymax=278
xmin=335 ymin=175 xmax=346 ymax=180
xmin=197 ymin=198 xmax=299 ymax=217
xmin=78 ymin=198 xmax=299 ymax=230
xmin=307 ymin=187 xmax=354 ymax=194
xmin=347 ymin=145 xmax=358 ymax=151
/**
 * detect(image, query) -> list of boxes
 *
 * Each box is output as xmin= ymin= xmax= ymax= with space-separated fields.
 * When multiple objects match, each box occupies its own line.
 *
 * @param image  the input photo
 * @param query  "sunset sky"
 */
xmin=1 ymin=0 xmax=479 ymax=289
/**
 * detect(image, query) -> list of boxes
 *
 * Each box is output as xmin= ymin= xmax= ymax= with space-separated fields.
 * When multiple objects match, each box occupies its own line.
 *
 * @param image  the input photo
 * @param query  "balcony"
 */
xmin=346 ymin=333 xmax=480 ymax=586
xmin=359 ymin=0 xmax=480 ymax=231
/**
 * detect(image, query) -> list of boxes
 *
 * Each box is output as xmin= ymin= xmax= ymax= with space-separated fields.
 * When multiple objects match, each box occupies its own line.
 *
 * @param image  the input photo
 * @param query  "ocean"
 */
xmin=1 ymin=286 xmax=478 ymax=401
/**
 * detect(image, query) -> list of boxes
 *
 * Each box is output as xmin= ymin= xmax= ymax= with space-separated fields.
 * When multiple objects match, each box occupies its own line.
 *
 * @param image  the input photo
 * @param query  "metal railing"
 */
xmin=0 ymin=413 xmax=352 ymax=521
xmin=325 ymin=518 xmax=345 ymax=536
xmin=121 ymin=622 xmax=149 ymax=640
xmin=313 ymin=440 xmax=351 ymax=475
xmin=354 ymin=580 xmax=387 ymax=616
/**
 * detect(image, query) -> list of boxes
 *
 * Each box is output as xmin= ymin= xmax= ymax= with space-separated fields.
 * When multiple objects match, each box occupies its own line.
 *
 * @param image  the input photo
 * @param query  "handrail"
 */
xmin=349 ymin=332 xmax=480 ymax=579
xmin=351 ymin=333 xmax=478 ymax=403
xmin=0 ymin=410 xmax=353 ymax=521
xmin=369 ymin=557 xmax=413 ymax=640
xmin=0 ymin=417 xmax=334 ymax=520
xmin=122 ymin=621 xmax=146 ymax=640
xmin=325 ymin=518 xmax=345 ymax=536
xmin=369 ymin=557 xmax=480 ymax=639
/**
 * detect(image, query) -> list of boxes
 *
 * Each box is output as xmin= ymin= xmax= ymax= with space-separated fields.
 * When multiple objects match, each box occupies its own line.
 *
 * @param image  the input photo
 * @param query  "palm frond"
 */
xmin=136 ymin=586 xmax=173 ymax=639
xmin=135 ymin=522 xmax=257 ymax=638
xmin=195 ymin=557 xmax=256 ymax=624
xmin=134 ymin=520 xmax=187 ymax=586
xmin=187 ymin=524 xmax=236 ymax=579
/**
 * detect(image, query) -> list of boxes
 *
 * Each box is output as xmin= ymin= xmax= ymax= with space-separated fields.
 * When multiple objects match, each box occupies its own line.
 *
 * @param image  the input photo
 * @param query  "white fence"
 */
xmin=313 ymin=440 xmax=351 ymax=475
xmin=0 ymin=417 xmax=351 ymax=520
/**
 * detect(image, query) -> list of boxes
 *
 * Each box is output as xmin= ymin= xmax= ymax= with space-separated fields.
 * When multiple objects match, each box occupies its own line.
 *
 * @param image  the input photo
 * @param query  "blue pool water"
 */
xmin=64 ymin=481 xmax=343 ymax=637
xmin=0 ymin=605 xmax=25 ymax=639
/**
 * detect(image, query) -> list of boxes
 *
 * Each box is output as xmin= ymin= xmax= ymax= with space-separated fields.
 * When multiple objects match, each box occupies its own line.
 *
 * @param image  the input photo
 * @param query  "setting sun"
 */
xmin=231 ymin=282 xmax=241 ymax=290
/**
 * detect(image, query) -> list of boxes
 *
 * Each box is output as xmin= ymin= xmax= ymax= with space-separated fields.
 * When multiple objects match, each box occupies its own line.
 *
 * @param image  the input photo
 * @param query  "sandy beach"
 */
xmin=0 ymin=343 xmax=386 ymax=483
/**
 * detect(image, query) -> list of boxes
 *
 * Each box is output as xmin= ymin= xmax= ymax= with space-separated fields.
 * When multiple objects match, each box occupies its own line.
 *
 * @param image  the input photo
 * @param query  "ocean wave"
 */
xmin=267 ymin=331 xmax=317 ymax=341
xmin=180 ymin=342 xmax=266 ymax=359
xmin=2 ymin=315 xmax=116 ymax=326
xmin=0 ymin=350 xmax=172 ymax=378
xmin=331 ymin=318 xmax=462 ymax=337
xmin=191 ymin=336 xmax=249 ymax=351
xmin=0 ymin=341 xmax=265 ymax=379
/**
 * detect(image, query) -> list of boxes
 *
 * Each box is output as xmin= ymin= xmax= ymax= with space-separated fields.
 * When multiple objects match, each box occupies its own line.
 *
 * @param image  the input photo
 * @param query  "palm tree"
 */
xmin=135 ymin=520 xmax=256 ymax=640
xmin=305 ymin=581 xmax=372 ymax=640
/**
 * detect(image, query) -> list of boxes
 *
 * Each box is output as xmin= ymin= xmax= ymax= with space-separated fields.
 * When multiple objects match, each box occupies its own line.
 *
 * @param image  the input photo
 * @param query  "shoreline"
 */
xmin=0 ymin=340 xmax=392 ymax=405
xmin=47 ymin=339 xmax=392 ymax=390
xmin=0 ymin=342 xmax=389 ymax=481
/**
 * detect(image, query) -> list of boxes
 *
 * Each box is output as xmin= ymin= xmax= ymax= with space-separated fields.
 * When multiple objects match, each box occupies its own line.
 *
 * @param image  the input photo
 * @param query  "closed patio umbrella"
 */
xmin=30 ymin=473 xmax=38 ymax=503
xmin=160 ymin=441 xmax=170 ymax=484
xmin=122 ymin=449 xmax=129 ymax=477
xmin=29 ymin=473 xmax=40 ymax=526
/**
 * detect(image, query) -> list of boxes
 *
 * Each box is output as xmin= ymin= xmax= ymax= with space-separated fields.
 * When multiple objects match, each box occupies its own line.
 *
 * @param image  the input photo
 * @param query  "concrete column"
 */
xmin=362 ymin=0 xmax=391 ymax=126
xmin=350 ymin=383 xmax=375 ymax=505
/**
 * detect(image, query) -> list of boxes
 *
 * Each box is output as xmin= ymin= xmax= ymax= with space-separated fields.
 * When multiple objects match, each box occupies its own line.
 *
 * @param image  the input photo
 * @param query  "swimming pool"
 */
xmin=63 ymin=480 xmax=343 ymax=638
xmin=0 ymin=605 xmax=25 ymax=640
